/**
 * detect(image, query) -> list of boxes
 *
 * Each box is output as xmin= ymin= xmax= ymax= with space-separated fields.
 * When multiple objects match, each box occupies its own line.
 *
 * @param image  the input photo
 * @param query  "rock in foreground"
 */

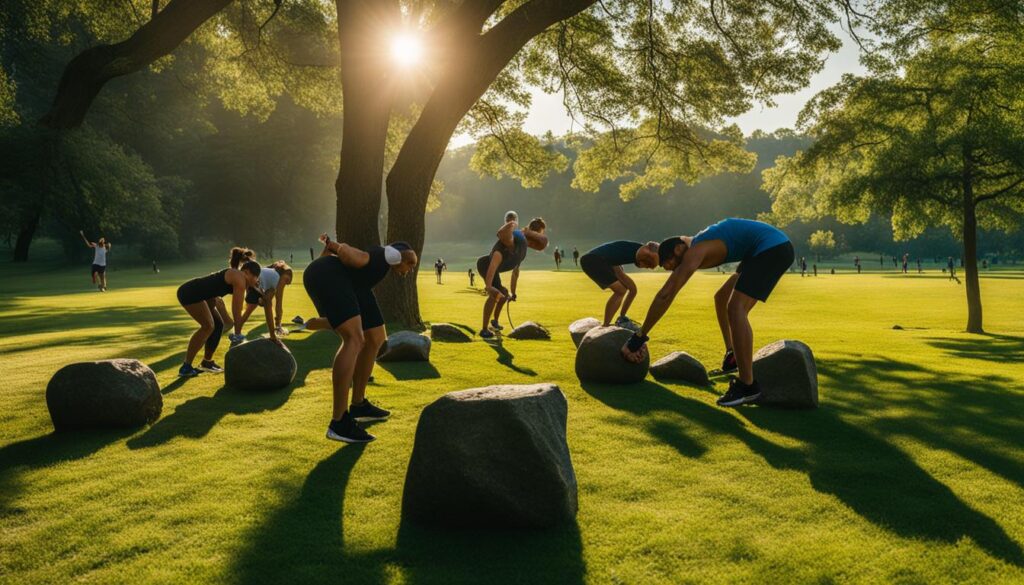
xmin=568 ymin=317 xmax=600 ymax=348
xmin=46 ymin=359 xmax=162 ymax=431
xmin=377 ymin=330 xmax=431 ymax=362
xmin=575 ymin=326 xmax=648 ymax=384
xmin=650 ymin=351 xmax=709 ymax=386
xmin=225 ymin=338 xmax=297 ymax=391
xmin=403 ymin=383 xmax=577 ymax=528
xmin=430 ymin=323 xmax=472 ymax=343
xmin=508 ymin=321 xmax=551 ymax=340
xmin=752 ymin=340 xmax=818 ymax=408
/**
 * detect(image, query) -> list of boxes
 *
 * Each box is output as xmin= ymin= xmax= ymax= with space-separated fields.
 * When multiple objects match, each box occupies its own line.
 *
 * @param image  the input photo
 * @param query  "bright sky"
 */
xmin=448 ymin=31 xmax=865 ymax=149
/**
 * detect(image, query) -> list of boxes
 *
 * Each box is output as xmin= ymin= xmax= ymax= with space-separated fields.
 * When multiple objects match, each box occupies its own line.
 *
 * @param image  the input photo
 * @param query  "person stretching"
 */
xmin=477 ymin=217 xmax=549 ymax=339
xmin=176 ymin=248 xmax=266 ymax=377
xmin=621 ymin=218 xmax=794 ymax=407
xmin=303 ymin=234 xmax=418 ymax=443
xmin=80 ymin=231 xmax=111 ymax=291
xmin=580 ymin=241 xmax=660 ymax=327
xmin=235 ymin=261 xmax=294 ymax=339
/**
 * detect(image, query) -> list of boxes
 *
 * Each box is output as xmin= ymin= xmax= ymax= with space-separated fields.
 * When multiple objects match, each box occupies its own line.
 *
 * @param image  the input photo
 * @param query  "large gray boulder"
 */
xmin=508 ymin=321 xmax=551 ymax=340
xmin=225 ymin=338 xmax=297 ymax=391
xmin=402 ymin=383 xmax=577 ymax=528
xmin=575 ymin=326 xmax=648 ymax=384
xmin=377 ymin=330 xmax=431 ymax=362
xmin=650 ymin=351 xmax=709 ymax=386
xmin=752 ymin=340 xmax=818 ymax=408
xmin=46 ymin=359 xmax=162 ymax=431
xmin=430 ymin=323 xmax=472 ymax=343
xmin=568 ymin=317 xmax=600 ymax=348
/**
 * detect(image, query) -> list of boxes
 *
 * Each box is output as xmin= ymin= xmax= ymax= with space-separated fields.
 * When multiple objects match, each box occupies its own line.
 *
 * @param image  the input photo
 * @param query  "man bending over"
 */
xmin=580 ymin=241 xmax=660 ymax=327
xmin=477 ymin=217 xmax=548 ymax=339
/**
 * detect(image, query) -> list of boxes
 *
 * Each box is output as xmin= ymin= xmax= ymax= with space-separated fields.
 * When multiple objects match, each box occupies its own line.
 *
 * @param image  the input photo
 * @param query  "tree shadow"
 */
xmin=483 ymin=338 xmax=536 ymax=376
xmin=229 ymin=445 xmax=585 ymax=585
xmin=925 ymin=333 xmax=1024 ymax=363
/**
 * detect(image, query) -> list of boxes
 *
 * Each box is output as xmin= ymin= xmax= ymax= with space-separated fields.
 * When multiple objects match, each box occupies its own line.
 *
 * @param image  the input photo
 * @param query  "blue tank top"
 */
xmin=691 ymin=218 xmax=789 ymax=263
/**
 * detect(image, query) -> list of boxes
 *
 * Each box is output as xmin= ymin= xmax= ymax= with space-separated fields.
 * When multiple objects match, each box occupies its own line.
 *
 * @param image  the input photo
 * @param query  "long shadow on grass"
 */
xmin=231 ymin=447 xmax=584 ymax=585
xmin=582 ymin=379 xmax=1024 ymax=565
xmin=924 ymin=333 xmax=1024 ymax=363
xmin=483 ymin=339 xmax=536 ymax=376
xmin=0 ymin=429 xmax=134 ymax=514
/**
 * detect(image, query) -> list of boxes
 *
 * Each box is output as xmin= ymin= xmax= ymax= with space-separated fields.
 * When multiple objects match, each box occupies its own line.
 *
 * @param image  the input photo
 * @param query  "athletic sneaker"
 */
xmin=199 ymin=360 xmax=224 ymax=373
xmin=291 ymin=316 xmax=304 ymax=325
xmin=719 ymin=350 xmax=738 ymax=375
xmin=178 ymin=363 xmax=202 ymax=378
xmin=490 ymin=319 xmax=503 ymax=331
xmin=479 ymin=329 xmax=495 ymax=340
xmin=716 ymin=378 xmax=762 ymax=407
xmin=350 ymin=398 xmax=391 ymax=422
xmin=326 ymin=413 xmax=375 ymax=444
xmin=228 ymin=333 xmax=246 ymax=347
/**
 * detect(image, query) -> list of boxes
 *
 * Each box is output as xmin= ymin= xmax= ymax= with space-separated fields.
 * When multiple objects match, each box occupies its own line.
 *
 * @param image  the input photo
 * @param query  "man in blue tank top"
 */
xmin=622 ymin=218 xmax=795 ymax=407
xmin=580 ymin=241 xmax=660 ymax=327
xmin=477 ymin=217 xmax=549 ymax=338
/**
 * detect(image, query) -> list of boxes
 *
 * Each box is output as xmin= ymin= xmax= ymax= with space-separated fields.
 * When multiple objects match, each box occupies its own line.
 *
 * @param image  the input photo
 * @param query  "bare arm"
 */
xmin=496 ymin=221 xmax=517 ymax=248
xmin=319 ymin=234 xmax=370 ymax=268
xmin=226 ymin=271 xmax=247 ymax=335
xmin=639 ymin=249 xmax=707 ymax=337
xmin=510 ymin=266 xmax=520 ymax=298
xmin=262 ymin=290 xmax=277 ymax=341
xmin=79 ymin=231 xmax=94 ymax=247
xmin=274 ymin=286 xmax=285 ymax=328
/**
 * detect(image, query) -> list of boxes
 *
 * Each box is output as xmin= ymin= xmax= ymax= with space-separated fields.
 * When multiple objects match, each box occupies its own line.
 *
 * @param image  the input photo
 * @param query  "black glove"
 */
xmin=509 ymin=293 xmax=517 ymax=302
xmin=626 ymin=332 xmax=649 ymax=352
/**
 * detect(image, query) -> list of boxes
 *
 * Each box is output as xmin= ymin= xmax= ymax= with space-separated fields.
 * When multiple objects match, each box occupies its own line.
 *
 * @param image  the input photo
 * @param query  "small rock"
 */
xmin=752 ymin=340 xmax=818 ymax=408
xmin=508 ymin=321 xmax=551 ymax=340
xmin=650 ymin=351 xmax=709 ymax=385
xmin=575 ymin=326 xmax=649 ymax=384
xmin=377 ymin=330 xmax=431 ymax=362
xmin=46 ymin=359 xmax=162 ymax=431
xmin=430 ymin=323 xmax=472 ymax=342
xmin=568 ymin=317 xmax=601 ymax=348
xmin=892 ymin=324 xmax=904 ymax=330
xmin=225 ymin=338 xmax=297 ymax=391
xmin=402 ymin=383 xmax=577 ymax=528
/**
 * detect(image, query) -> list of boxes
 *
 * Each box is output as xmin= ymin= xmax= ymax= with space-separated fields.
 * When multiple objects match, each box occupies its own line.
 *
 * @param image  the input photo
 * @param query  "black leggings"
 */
xmin=205 ymin=299 xmax=224 ymax=357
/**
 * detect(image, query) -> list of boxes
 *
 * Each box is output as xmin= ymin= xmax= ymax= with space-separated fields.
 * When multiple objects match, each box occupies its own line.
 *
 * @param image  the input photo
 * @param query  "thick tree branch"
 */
xmin=40 ymin=0 xmax=234 ymax=129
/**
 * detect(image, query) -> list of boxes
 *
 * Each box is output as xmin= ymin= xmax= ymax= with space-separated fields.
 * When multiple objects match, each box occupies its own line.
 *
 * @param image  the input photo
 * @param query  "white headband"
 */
xmin=384 ymin=246 xmax=403 ymax=266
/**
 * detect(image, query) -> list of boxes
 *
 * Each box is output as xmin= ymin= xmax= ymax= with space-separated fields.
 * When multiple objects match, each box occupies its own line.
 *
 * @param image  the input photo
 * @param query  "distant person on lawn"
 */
xmin=468 ymin=268 xmax=475 ymax=287
xmin=80 ymin=231 xmax=112 ymax=291
xmin=622 ymin=218 xmax=794 ymax=408
xmin=303 ymin=234 xmax=418 ymax=443
xmin=477 ymin=217 xmax=549 ymax=339
xmin=580 ymin=241 xmax=660 ymax=327
xmin=573 ymin=247 xmax=580 ymax=266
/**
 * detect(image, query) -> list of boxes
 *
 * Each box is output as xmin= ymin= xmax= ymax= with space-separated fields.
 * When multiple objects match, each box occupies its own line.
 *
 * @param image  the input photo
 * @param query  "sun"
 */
xmin=390 ymin=34 xmax=424 ymax=68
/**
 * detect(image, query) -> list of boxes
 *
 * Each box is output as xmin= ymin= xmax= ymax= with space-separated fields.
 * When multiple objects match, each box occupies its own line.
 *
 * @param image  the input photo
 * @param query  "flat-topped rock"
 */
xmin=752 ymin=340 xmax=818 ymax=408
xmin=225 ymin=338 xmax=297 ymax=391
xmin=568 ymin=317 xmax=600 ymax=348
xmin=46 ymin=359 xmax=162 ymax=430
xmin=430 ymin=323 xmax=472 ymax=342
xmin=575 ymin=326 xmax=648 ymax=384
xmin=377 ymin=330 xmax=431 ymax=362
xmin=508 ymin=321 xmax=551 ymax=340
xmin=402 ymin=383 xmax=577 ymax=528
xmin=650 ymin=351 xmax=709 ymax=386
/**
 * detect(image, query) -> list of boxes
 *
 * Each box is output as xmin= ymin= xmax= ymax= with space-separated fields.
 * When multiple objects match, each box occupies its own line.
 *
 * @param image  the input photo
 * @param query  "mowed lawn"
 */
xmin=2 ymin=258 xmax=1024 ymax=584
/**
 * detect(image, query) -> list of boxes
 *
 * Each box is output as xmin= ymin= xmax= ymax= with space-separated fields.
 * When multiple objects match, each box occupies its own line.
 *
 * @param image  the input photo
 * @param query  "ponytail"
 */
xmin=270 ymin=260 xmax=293 ymax=280
xmin=229 ymin=247 xmax=255 ymax=269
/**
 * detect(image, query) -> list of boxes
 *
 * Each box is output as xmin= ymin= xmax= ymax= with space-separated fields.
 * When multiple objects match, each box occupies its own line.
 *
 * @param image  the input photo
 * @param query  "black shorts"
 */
xmin=476 ymin=256 xmax=509 ymax=296
xmin=303 ymin=257 xmax=384 ymax=331
xmin=92 ymin=264 xmax=106 ymax=275
xmin=580 ymin=254 xmax=618 ymax=289
xmin=735 ymin=242 xmax=795 ymax=302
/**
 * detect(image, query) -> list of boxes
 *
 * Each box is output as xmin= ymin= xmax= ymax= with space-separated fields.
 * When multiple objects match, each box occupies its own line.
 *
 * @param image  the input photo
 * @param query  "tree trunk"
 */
xmin=332 ymin=0 xmax=399 ymax=248
xmin=13 ymin=209 xmax=40 ymax=262
xmin=962 ymin=195 xmax=984 ymax=334
xmin=375 ymin=0 xmax=597 ymax=328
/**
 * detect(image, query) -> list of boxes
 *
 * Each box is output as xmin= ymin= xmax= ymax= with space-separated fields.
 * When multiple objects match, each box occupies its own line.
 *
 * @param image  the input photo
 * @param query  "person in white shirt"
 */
xmin=233 ymin=261 xmax=294 ymax=343
xmin=80 ymin=230 xmax=112 ymax=291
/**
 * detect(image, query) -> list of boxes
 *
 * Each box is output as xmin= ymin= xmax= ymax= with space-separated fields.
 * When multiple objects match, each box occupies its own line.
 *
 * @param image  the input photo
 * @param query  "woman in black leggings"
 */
xmin=303 ymin=234 xmax=418 ymax=444
xmin=176 ymin=249 xmax=262 ymax=377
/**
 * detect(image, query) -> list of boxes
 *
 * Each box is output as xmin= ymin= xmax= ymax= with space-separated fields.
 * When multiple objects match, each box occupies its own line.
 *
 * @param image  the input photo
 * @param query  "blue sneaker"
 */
xmin=490 ymin=319 xmax=503 ymax=331
xmin=178 ymin=363 xmax=202 ymax=378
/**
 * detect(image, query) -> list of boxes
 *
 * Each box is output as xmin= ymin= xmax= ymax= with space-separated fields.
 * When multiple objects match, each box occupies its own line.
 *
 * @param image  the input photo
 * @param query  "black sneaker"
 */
xmin=199 ymin=359 xmax=224 ymax=373
xmin=709 ymin=350 xmax=738 ymax=378
xmin=716 ymin=378 xmax=762 ymax=407
xmin=291 ymin=316 xmax=304 ymax=325
xmin=350 ymin=398 xmax=391 ymax=422
xmin=326 ymin=413 xmax=375 ymax=443
xmin=490 ymin=319 xmax=504 ymax=331
xmin=479 ymin=329 xmax=495 ymax=340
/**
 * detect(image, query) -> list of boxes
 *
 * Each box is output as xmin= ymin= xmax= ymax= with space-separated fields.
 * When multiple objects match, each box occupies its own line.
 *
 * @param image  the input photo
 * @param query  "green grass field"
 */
xmin=2 ymin=258 xmax=1024 ymax=584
